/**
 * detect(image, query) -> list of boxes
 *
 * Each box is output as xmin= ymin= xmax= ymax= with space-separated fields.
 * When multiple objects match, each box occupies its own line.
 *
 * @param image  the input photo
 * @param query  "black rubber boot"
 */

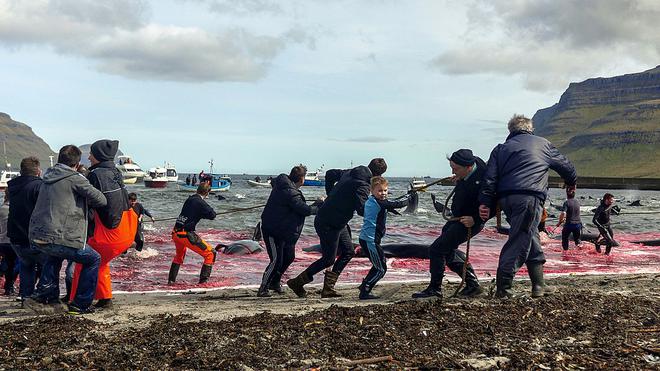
xmin=358 ymin=281 xmax=379 ymax=300
xmin=257 ymin=284 xmax=271 ymax=297
xmin=448 ymin=262 xmax=482 ymax=298
xmin=199 ymin=264 xmax=213 ymax=284
xmin=94 ymin=298 xmax=114 ymax=309
xmin=269 ymin=280 xmax=284 ymax=294
xmin=286 ymin=271 xmax=313 ymax=298
xmin=494 ymin=275 xmax=514 ymax=299
xmin=595 ymin=243 xmax=602 ymax=253
xmin=605 ymin=245 xmax=612 ymax=255
xmin=321 ymin=271 xmax=342 ymax=298
xmin=527 ymin=263 xmax=552 ymax=297
xmin=168 ymin=263 xmax=180 ymax=285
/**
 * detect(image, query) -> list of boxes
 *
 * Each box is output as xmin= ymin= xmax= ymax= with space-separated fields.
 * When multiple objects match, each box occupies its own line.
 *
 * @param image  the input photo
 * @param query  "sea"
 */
xmin=106 ymin=175 xmax=660 ymax=293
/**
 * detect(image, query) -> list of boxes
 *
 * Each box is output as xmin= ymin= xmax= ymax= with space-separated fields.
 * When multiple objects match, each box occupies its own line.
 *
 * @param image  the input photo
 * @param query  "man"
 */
xmin=287 ymin=158 xmax=387 ymax=298
xmin=70 ymin=139 xmax=138 ymax=309
xmin=479 ymin=114 xmax=577 ymax=298
xmin=593 ymin=193 xmax=619 ymax=255
xmin=413 ymin=149 xmax=485 ymax=299
xmin=169 ymin=183 xmax=217 ymax=284
xmin=27 ymin=145 xmax=105 ymax=314
xmin=558 ymin=187 xmax=582 ymax=251
xmin=0 ymin=194 xmax=16 ymax=296
xmin=7 ymin=157 xmax=44 ymax=299
xmin=129 ymin=192 xmax=154 ymax=252
xmin=258 ymin=165 xmax=322 ymax=297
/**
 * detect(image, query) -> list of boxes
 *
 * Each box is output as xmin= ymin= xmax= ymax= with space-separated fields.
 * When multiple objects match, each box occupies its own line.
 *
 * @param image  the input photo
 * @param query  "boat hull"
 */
xmin=247 ymin=180 xmax=271 ymax=187
xmin=144 ymin=180 xmax=168 ymax=188
xmin=302 ymin=179 xmax=325 ymax=187
xmin=123 ymin=177 xmax=138 ymax=184
xmin=178 ymin=178 xmax=231 ymax=192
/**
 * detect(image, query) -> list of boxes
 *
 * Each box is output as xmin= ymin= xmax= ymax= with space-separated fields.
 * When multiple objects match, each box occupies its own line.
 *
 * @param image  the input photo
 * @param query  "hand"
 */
xmin=479 ymin=205 xmax=490 ymax=221
xmin=318 ymin=195 xmax=327 ymax=202
xmin=459 ymin=216 xmax=475 ymax=228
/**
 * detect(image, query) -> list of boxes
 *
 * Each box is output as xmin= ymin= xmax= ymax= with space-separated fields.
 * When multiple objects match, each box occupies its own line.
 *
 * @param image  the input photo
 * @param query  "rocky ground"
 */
xmin=0 ymin=274 xmax=659 ymax=370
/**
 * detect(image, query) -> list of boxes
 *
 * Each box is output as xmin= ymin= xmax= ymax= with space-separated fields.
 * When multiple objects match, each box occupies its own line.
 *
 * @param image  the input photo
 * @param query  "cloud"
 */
xmin=430 ymin=0 xmax=660 ymax=91
xmin=0 ymin=0 xmax=306 ymax=82
xmin=335 ymin=136 xmax=396 ymax=143
xmin=202 ymin=0 xmax=284 ymax=15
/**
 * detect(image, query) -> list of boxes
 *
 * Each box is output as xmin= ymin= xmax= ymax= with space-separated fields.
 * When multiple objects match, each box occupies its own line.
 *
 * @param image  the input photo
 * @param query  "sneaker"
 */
xmin=412 ymin=286 xmax=442 ymax=299
xmin=67 ymin=304 xmax=95 ymax=315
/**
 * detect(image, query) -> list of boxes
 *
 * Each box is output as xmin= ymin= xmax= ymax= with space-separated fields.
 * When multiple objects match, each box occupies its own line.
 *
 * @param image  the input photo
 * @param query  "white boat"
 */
xmin=144 ymin=167 xmax=168 ymax=188
xmin=247 ymin=179 xmax=271 ymax=187
xmin=165 ymin=163 xmax=178 ymax=182
xmin=302 ymin=165 xmax=325 ymax=187
xmin=410 ymin=178 xmax=427 ymax=192
xmin=116 ymin=155 xmax=146 ymax=182
xmin=0 ymin=169 xmax=19 ymax=190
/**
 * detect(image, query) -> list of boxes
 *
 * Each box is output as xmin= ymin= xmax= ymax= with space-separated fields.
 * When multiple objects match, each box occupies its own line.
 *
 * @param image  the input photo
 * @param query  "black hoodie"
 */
xmin=7 ymin=175 xmax=43 ymax=245
xmin=261 ymin=174 xmax=318 ymax=242
xmin=88 ymin=161 xmax=130 ymax=229
xmin=316 ymin=165 xmax=372 ymax=229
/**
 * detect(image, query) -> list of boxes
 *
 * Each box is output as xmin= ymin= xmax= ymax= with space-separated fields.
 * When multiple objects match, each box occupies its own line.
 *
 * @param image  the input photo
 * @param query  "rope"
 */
xmin=148 ymin=203 xmax=267 ymax=223
xmin=452 ymin=226 xmax=472 ymax=298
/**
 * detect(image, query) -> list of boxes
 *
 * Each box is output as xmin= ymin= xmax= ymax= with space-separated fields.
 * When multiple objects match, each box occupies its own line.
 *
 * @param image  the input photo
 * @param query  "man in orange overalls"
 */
xmin=70 ymin=139 xmax=137 ymax=309
xmin=169 ymin=183 xmax=217 ymax=284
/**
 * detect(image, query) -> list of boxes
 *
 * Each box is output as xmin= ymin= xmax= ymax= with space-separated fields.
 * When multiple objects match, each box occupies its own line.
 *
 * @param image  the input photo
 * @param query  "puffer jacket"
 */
xmin=88 ymin=161 xmax=130 ymax=229
xmin=29 ymin=164 xmax=107 ymax=249
xmin=316 ymin=165 xmax=372 ymax=229
xmin=7 ymin=175 xmax=42 ymax=245
xmin=479 ymin=131 xmax=577 ymax=208
xmin=261 ymin=174 xmax=318 ymax=242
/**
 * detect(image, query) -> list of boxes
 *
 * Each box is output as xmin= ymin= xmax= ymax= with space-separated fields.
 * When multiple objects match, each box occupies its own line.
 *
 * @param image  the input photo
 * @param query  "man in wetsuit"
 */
xmin=129 ymin=192 xmax=154 ymax=252
xmin=479 ymin=114 xmax=577 ymax=298
xmin=169 ymin=183 xmax=217 ymax=284
xmin=287 ymin=158 xmax=387 ymax=298
xmin=413 ymin=149 xmax=486 ymax=299
xmin=558 ymin=187 xmax=582 ymax=250
xmin=593 ymin=193 xmax=620 ymax=255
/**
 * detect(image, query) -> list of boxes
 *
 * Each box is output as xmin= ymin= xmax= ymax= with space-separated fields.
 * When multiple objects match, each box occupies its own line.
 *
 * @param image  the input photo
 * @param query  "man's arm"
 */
xmin=355 ymin=183 xmax=371 ymax=217
xmin=73 ymin=175 xmax=107 ymax=208
xmin=478 ymin=146 xmax=500 ymax=220
xmin=201 ymin=201 xmax=217 ymax=220
xmin=288 ymin=192 xmax=314 ymax=217
xmin=324 ymin=169 xmax=345 ymax=194
xmin=547 ymin=143 xmax=577 ymax=186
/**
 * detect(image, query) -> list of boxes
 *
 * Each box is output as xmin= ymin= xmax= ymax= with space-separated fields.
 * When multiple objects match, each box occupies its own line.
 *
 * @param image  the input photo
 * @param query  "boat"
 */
xmin=247 ymin=177 xmax=271 ymax=187
xmin=302 ymin=165 xmax=325 ymax=187
xmin=165 ymin=163 xmax=178 ymax=182
xmin=0 ymin=169 xmax=19 ymax=190
xmin=410 ymin=178 xmax=427 ymax=192
xmin=116 ymin=155 xmax=146 ymax=182
xmin=144 ymin=167 xmax=169 ymax=188
xmin=178 ymin=159 xmax=232 ymax=192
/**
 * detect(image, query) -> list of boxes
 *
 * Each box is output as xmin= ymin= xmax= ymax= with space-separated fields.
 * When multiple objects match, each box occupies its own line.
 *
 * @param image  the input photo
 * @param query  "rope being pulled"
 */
xmin=149 ymin=204 xmax=267 ymax=223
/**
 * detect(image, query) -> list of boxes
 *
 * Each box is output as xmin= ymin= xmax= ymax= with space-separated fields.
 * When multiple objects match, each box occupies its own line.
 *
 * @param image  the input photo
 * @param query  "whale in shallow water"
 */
xmin=302 ymin=242 xmax=430 ymax=259
xmin=403 ymin=190 xmax=419 ymax=214
xmin=216 ymin=240 xmax=263 ymax=255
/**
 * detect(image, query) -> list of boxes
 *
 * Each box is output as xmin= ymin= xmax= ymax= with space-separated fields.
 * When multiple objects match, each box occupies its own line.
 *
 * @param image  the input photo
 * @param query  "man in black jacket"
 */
xmin=413 ymin=149 xmax=485 ymax=299
xmin=479 ymin=114 xmax=577 ymax=298
xmin=258 ymin=165 xmax=322 ymax=297
xmin=7 ymin=157 xmax=44 ymax=299
xmin=287 ymin=158 xmax=387 ymax=298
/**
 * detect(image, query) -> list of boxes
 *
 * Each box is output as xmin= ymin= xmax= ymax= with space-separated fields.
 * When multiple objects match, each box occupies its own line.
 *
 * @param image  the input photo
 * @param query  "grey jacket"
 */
xmin=479 ymin=131 xmax=577 ymax=208
xmin=29 ymin=164 xmax=107 ymax=249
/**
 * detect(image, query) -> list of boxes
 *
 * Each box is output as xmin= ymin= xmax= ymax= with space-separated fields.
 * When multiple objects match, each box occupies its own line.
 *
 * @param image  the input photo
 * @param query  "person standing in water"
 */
xmin=593 ymin=193 xmax=620 ymax=255
xmin=557 ymin=187 xmax=582 ymax=250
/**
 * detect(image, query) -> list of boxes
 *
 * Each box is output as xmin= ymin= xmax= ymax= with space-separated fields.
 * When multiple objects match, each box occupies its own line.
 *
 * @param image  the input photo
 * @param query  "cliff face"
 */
xmin=0 ymin=113 xmax=56 ymax=170
xmin=533 ymin=66 xmax=660 ymax=177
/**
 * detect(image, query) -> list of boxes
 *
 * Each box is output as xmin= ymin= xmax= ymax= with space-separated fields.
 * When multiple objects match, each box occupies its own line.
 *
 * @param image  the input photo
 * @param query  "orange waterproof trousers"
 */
xmin=70 ymin=210 xmax=138 ymax=300
xmin=171 ymin=230 xmax=215 ymax=265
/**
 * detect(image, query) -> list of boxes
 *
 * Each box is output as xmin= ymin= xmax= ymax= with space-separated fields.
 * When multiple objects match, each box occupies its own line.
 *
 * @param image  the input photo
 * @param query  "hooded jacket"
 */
xmin=479 ymin=131 xmax=577 ymax=208
xmin=29 ymin=164 xmax=107 ymax=249
xmin=88 ymin=161 xmax=130 ymax=229
xmin=316 ymin=165 xmax=372 ymax=229
xmin=261 ymin=173 xmax=318 ymax=242
xmin=7 ymin=175 xmax=42 ymax=246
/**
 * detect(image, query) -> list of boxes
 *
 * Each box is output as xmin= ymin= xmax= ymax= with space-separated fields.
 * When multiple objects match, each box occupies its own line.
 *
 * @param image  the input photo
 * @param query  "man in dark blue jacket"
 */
xmin=258 ymin=165 xmax=322 ymax=297
xmin=479 ymin=114 xmax=577 ymax=298
xmin=413 ymin=149 xmax=486 ymax=299
xmin=287 ymin=158 xmax=387 ymax=298
xmin=7 ymin=157 xmax=44 ymax=299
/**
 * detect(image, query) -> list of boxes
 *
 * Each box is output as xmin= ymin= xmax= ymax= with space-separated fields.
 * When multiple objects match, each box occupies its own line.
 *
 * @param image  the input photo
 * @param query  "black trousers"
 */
xmin=359 ymin=238 xmax=387 ymax=289
xmin=428 ymin=221 xmax=482 ymax=287
xmin=305 ymin=218 xmax=354 ymax=279
xmin=0 ymin=243 xmax=17 ymax=294
xmin=561 ymin=223 xmax=582 ymax=250
xmin=596 ymin=225 xmax=615 ymax=248
xmin=260 ymin=229 xmax=296 ymax=287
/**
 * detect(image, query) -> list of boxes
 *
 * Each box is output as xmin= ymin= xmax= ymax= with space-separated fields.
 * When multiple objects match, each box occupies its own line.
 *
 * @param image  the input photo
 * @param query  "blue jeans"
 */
xmin=33 ymin=243 xmax=100 ymax=310
xmin=11 ymin=243 xmax=46 ymax=298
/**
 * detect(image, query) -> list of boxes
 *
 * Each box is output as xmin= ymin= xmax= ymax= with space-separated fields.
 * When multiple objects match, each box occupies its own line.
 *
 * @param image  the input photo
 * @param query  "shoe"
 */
xmin=454 ymin=263 xmax=482 ymax=298
xmin=168 ymin=263 xmax=180 ymax=285
xmin=320 ymin=271 xmax=342 ymax=298
xmin=269 ymin=281 xmax=284 ymax=294
xmin=24 ymin=297 xmax=67 ymax=314
xmin=286 ymin=271 xmax=313 ymax=298
xmin=527 ymin=263 xmax=555 ymax=298
xmin=3 ymin=287 xmax=15 ymax=296
xmin=457 ymin=284 xmax=483 ymax=297
xmin=199 ymin=264 xmax=213 ymax=284
xmin=257 ymin=284 xmax=271 ymax=298
xmin=358 ymin=283 xmax=379 ymax=300
xmin=494 ymin=276 xmax=514 ymax=299
xmin=412 ymin=286 xmax=442 ymax=299
xmin=67 ymin=304 xmax=95 ymax=315
xmin=94 ymin=298 xmax=114 ymax=309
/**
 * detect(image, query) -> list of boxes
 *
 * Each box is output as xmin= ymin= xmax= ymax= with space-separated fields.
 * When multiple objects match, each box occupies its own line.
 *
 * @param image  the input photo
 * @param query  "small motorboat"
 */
xmin=0 ymin=169 xmax=19 ymax=190
xmin=144 ymin=167 xmax=168 ymax=188
xmin=302 ymin=165 xmax=325 ymax=187
xmin=116 ymin=155 xmax=146 ymax=182
xmin=247 ymin=177 xmax=271 ymax=187
xmin=165 ymin=163 xmax=178 ymax=182
xmin=410 ymin=178 xmax=427 ymax=192
xmin=178 ymin=174 xmax=231 ymax=192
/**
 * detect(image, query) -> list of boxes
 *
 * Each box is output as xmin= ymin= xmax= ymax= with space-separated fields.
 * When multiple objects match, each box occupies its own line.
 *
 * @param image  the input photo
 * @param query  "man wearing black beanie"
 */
xmin=413 ymin=149 xmax=486 ymax=299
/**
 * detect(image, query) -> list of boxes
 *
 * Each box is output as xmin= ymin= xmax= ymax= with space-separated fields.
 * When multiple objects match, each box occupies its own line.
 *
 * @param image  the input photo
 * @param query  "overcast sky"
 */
xmin=1 ymin=0 xmax=658 ymax=176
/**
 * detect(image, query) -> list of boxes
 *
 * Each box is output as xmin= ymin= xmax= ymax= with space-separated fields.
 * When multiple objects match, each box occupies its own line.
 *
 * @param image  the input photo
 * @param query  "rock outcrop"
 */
xmin=0 ymin=113 xmax=56 ymax=170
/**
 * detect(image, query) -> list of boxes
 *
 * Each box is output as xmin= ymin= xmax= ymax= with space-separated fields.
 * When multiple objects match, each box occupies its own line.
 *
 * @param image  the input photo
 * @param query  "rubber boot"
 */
xmin=199 ymin=264 xmax=213 ymax=284
xmin=527 ymin=263 xmax=554 ymax=298
xmin=269 ymin=280 xmax=284 ymax=294
xmin=494 ymin=275 xmax=514 ymax=299
xmin=595 ymin=243 xmax=602 ymax=253
xmin=94 ymin=298 xmax=114 ymax=309
xmin=320 ymin=271 xmax=342 ymax=298
xmin=448 ymin=262 xmax=482 ymax=298
xmin=605 ymin=244 xmax=612 ymax=255
xmin=358 ymin=281 xmax=379 ymax=300
xmin=286 ymin=271 xmax=312 ymax=298
xmin=257 ymin=284 xmax=271 ymax=297
xmin=168 ymin=263 xmax=180 ymax=285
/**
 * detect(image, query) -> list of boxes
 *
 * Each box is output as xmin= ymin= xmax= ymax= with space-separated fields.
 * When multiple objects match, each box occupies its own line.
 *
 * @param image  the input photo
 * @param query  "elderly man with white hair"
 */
xmin=479 ymin=114 xmax=577 ymax=298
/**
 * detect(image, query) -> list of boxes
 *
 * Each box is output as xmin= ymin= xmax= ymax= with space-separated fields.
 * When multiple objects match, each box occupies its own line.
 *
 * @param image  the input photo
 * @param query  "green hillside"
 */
xmin=0 ymin=113 xmax=56 ymax=170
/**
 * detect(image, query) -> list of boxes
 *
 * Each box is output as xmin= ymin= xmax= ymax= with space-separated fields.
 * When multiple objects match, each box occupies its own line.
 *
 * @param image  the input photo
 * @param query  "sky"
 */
xmin=1 ymin=0 xmax=659 ymax=176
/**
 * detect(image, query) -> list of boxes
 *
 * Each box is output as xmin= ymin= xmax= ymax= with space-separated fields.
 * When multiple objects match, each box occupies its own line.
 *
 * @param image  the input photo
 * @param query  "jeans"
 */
xmin=33 ymin=243 xmax=100 ymax=310
xmin=11 ymin=243 xmax=46 ymax=298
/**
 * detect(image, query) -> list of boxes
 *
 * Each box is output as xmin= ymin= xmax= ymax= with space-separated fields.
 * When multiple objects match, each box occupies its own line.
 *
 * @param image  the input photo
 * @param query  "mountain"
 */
xmin=0 ymin=113 xmax=56 ymax=170
xmin=533 ymin=66 xmax=660 ymax=177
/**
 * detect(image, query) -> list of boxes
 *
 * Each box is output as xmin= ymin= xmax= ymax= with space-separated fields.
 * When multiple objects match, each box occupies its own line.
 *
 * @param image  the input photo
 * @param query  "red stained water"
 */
xmin=103 ymin=226 xmax=660 ymax=293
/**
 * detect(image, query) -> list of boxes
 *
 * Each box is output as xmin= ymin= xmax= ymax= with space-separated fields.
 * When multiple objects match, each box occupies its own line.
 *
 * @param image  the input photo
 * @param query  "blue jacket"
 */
xmin=479 ymin=131 xmax=577 ymax=208
xmin=359 ymin=195 xmax=410 ymax=245
xmin=261 ymin=173 xmax=318 ymax=242
xmin=316 ymin=165 xmax=372 ymax=229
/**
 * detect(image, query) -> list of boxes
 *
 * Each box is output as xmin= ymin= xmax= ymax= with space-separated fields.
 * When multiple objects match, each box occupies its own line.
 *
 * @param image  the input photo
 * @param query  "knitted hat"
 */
xmin=90 ymin=139 xmax=119 ymax=162
xmin=449 ymin=149 xmax=475 ymax=167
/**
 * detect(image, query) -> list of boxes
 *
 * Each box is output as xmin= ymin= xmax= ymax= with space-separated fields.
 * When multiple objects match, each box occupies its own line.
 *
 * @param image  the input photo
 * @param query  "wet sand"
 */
xmin=1 ymin=273 xmax=658 ymax=369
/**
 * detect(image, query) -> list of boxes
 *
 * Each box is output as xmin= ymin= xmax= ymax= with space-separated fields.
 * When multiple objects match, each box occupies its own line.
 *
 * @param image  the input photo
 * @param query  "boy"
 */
xmin=129 ymin=192 xmax=154 ymax=252
xmin=169 ymin=183 xmax=217 ymax=284
xmin=593 ymin=193 xmax=620 ymax=255
xmin=358 ymin=176 xmax=412 ymax=300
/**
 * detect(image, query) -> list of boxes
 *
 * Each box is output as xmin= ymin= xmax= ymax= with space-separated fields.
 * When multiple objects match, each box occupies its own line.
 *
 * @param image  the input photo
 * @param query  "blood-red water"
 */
xmin=102 ymin=225 xmax=660 ymax=293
